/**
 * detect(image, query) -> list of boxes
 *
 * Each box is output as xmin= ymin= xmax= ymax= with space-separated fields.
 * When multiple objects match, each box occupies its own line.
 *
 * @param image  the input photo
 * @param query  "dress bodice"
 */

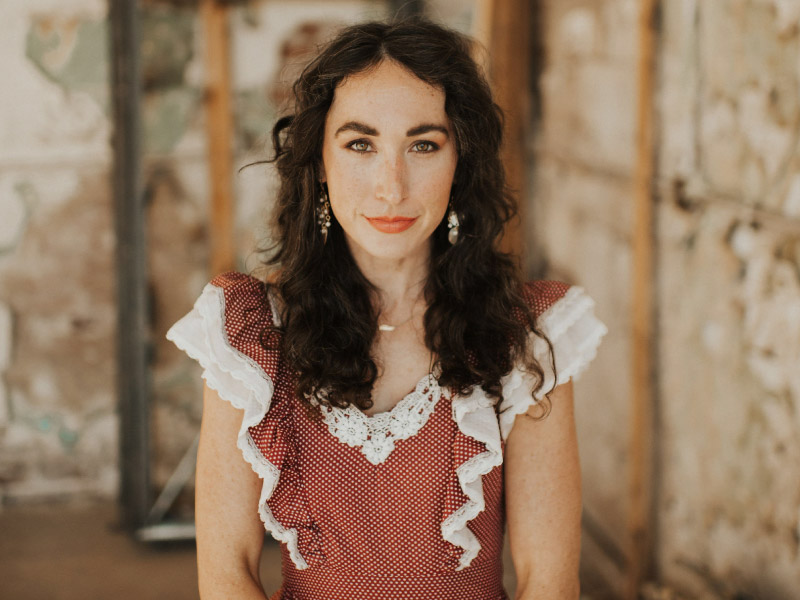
xmin=166 ymin=271 xmax=607 ymax=600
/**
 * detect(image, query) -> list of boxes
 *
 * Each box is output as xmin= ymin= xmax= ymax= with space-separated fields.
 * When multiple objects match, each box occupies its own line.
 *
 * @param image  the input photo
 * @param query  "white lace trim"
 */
xmin=314 ymin=373 xmax=447 ymax=465
xmin=498 ymin=285 xmax=608 ymax=440
xmin=165 ymin=283 xmax=309 ymax=570
xmin=442 ymin=386 xmax=503 ymax=570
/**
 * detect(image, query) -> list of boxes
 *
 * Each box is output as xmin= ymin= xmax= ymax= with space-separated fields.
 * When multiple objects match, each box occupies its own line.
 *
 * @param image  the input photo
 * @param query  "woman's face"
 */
xmin=320 ymin=59 xmax=458 ymax=263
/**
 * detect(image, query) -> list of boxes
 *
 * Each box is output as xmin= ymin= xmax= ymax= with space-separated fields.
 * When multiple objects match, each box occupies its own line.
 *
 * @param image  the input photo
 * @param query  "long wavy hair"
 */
xmin=257 ymin=17 xmax=555 ymax=414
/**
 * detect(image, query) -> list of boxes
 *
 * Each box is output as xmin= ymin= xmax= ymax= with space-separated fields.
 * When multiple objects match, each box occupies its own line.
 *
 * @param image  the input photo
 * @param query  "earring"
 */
xmin=317 ymin=184 xmax=331 ymax=244
xmin=447 ymin=206 xmax=460 ymax=245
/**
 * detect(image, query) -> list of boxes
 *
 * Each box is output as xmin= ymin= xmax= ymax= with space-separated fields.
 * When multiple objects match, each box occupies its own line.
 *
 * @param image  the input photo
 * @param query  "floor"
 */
xmin=0 ymin=502 xmax=281 ymax=600
xmin=0 ymin=501 xmax=611 ymax=600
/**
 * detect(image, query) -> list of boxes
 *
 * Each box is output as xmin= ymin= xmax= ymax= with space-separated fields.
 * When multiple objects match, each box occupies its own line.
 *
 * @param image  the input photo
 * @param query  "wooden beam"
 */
xmin=201 ymin=0 xmax=236 ymax=276
xmin=627 ymin=0 xmax=660 ymax=597
xmin=474 ymin=0 xmax=530 ymax=262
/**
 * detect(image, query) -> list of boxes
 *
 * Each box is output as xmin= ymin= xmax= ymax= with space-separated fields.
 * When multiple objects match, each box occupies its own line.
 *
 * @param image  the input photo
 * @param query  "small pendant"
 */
xmin=378 ymin=324 xmax=395 ymax=332
xmin=448 ymin=226 xmax=459 ymax=245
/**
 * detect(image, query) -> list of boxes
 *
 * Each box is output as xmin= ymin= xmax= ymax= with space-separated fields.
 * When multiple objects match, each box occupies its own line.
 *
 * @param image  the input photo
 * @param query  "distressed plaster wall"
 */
xmin=655 ymin=1 xmax=800 ymax=597
xmin=532 ymin=0 xmax=800 ymax=597
xmin=0 ymin=0 xmax=117 ymax=502
xmin=527 ymin=0 xmax=637 ymax=594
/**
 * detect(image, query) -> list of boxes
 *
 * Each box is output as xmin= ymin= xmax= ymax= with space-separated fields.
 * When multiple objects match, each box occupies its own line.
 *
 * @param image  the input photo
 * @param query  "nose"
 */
xmin=375 ymin=152 xmax=406 ymax=205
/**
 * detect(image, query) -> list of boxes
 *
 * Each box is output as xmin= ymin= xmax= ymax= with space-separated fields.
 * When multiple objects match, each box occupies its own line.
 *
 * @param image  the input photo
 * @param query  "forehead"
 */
xmin=326 ymin=59 xmax=448 ymax=125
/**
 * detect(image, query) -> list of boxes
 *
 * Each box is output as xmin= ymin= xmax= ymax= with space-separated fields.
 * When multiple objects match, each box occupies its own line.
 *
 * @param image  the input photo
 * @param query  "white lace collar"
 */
xmin=313 ymin=373 xmax=450 ymax=465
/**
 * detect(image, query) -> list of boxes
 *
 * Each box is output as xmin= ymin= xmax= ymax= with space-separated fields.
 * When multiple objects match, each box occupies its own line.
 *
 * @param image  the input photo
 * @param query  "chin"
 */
xmin=348 ymin=230 xmax=431 ymax=262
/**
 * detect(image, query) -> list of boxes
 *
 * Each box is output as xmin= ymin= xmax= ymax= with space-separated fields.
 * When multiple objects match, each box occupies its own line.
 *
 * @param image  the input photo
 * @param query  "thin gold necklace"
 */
xmin=378 ymin=315 xmax=415 ymax=332
xmin=378 ymin=297 xmax=423 ymax=332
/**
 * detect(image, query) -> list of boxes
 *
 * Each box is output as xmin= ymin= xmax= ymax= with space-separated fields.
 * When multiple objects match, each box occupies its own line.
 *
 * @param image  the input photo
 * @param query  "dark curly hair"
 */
xmin=256 ymin=17 xmax=555 ymax=415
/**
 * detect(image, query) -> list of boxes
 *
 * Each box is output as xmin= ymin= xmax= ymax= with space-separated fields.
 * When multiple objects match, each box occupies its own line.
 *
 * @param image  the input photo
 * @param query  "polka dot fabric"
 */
xmin=521 ymin=280 xmax=571 ymax=321
xmin=176 ymin=272 xmax=577 ymax=600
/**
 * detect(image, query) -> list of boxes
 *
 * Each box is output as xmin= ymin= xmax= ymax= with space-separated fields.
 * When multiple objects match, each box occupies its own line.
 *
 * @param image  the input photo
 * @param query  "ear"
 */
xmin=318 ymin=161 xmax=327 ymax=183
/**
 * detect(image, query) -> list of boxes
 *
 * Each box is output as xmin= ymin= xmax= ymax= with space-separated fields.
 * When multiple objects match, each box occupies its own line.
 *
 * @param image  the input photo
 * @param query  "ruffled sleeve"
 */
xmin=165 ymin=271 xmax=319 ymax=569
xmin=440 ymin=281 xmax=605 ymax=570
xmin=498 ymin=281 xmax=608 ymax=440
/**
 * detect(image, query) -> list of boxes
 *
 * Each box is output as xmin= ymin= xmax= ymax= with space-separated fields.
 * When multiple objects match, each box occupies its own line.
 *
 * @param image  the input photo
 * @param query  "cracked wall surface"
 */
xmin=534 ymin=0 xmax=800 ymax=596
xmin=0 ymin=0 xmax=115 ymax=502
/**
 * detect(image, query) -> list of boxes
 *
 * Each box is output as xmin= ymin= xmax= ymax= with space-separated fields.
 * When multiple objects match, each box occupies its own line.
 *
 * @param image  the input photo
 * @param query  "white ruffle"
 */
xmin=498 ymin=286 xmax=608 ymax=440
xmin=442 ymin=386 xmax=504 ymax=570
xmin=165 ymin=283 xmax=309 ymax=570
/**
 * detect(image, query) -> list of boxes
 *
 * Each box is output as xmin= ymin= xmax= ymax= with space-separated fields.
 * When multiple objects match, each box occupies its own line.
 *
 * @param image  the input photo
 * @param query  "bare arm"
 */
xmin=196 ymin=382 xmax=268 ymax=599
xmin=504 ymin=379 xmax=581 ymax=600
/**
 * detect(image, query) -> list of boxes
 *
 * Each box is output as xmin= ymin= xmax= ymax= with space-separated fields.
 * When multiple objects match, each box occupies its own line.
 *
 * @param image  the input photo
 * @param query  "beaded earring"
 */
xmin=317 ymin=184 xmax=332 ymax=244
xmin=447 ymin=206 xmax=460 ymax=245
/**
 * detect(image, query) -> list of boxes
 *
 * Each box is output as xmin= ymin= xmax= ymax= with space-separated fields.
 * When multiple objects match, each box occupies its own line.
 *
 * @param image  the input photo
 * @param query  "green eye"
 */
xmin=413 ymin=141 xmax=437 ymax=152
xmin=349 ymin=140 xmax=370 ymax=152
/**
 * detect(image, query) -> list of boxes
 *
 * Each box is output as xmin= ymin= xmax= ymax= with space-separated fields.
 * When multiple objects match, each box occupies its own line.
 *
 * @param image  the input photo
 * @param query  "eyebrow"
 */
xmin=335 ymin=121 xmax=378 ymax=137
xmin=334 ymin=121 xmax=450 ymax=138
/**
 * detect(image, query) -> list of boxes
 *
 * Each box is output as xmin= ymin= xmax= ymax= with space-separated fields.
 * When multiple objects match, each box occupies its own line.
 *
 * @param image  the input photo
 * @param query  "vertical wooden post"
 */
xmin=109 ymin=0 xmax=151 ymax=531
xmin=201 ymin=0 xmax=236 ymax=275
xmin=627 ymin=0 xmax=659 ymax=597
xmin=474 ymin=0 xmax=530 ymax=261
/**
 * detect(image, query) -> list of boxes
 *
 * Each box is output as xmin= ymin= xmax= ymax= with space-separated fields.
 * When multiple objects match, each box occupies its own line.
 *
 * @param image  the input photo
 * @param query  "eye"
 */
xmin=346 ymin=140 xmax=372 ymax=153
xmin=412 ymin=141 xmax=438 ymax=153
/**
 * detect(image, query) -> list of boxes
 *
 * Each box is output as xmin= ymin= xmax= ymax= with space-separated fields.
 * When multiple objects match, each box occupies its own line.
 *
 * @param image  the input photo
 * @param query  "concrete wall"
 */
xmin=532 ymin=0 xmax=800 ymax=597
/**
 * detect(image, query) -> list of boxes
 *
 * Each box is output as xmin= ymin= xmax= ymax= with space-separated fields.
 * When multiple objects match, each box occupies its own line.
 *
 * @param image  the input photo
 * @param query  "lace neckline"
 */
xmin=315 ymin=372 xmax=450 ymax=465
xmin=272 ymin=292 xmax=448 ymax=464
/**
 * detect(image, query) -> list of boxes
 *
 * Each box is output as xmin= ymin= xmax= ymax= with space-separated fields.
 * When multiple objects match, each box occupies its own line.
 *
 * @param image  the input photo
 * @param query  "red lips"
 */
xmin=365 ymin=216 xmax=417 ymax=233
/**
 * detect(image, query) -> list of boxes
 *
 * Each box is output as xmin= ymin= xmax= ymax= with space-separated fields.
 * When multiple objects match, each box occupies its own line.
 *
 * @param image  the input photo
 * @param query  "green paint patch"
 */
xmin=143 ymin=87 xmax=202 ymax=155
xmin=139 ymin=7 xmax=199 ymax=155
xmin=141 ymin=7 xmax=196 ymax=90
xmin=0 ymin=183 xmax=34 ymax=256
xmin=235 ymin=88 xmax=276 ymax=152
xmin=26 ymin=15 xmax=109 ymax=109
xmin=36 ymin=415 xmax=53 ymax=432
xmin=58 ymin=427 xmax=79 ymax=449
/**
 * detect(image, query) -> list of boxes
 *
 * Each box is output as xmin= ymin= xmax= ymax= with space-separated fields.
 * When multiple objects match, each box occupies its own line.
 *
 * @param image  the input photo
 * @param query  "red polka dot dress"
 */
xmin=167 ymin=272 xmax=607 ymax=600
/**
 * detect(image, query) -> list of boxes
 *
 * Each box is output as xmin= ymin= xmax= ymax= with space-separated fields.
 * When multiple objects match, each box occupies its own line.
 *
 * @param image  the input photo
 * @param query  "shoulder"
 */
xmin=209 ymin=271 xmax=273 ymax=316
xmin=166 ymin=270 xmax=282 ymax=400
xmin=205 ymin=271 xmax=278 ymax=345
xmin=521 ymin=280 xmax=605 ymax=338
xmin=520 ymin=280 xmax=572 ymax=320
xmin=498 ymin=280 xmax=607 ymax=437
xmin=210 ymin=271 xmax=269 ymax=301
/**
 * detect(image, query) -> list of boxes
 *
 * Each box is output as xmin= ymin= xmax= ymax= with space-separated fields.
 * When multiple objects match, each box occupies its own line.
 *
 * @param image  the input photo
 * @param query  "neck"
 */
xmin=347 ymin=241 xmax=430 ymax=314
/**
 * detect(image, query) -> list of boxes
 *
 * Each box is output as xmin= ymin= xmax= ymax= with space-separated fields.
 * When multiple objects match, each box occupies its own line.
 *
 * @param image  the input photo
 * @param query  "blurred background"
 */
xmin=1 ymin=0 xmax=799 ymax=599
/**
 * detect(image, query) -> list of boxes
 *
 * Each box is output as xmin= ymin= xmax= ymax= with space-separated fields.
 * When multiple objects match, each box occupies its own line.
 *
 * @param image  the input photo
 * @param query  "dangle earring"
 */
xmin=447 ymin=205 xmax=460 ymax=245
xmin=317 ymin=184 xmax=332 ymax=244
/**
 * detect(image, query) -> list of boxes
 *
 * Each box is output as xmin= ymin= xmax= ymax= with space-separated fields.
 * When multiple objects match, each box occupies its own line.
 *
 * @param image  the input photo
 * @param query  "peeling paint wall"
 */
xmin=533 ymin=0 xmax=800 ymax=597
xmin=656 ymin=1 xmax=800 ymax=597
xmin=0 ymin=0 xmax=115 ymax=502
xmin=525 ymin=1 xmax=636 ymax=595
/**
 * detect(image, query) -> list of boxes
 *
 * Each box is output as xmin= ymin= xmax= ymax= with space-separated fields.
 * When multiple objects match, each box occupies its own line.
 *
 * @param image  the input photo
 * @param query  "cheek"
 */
xmin=415 ymin=162 xmax=456 ymax=204
xmin=328 ymin=165 xmax=370 ymax=213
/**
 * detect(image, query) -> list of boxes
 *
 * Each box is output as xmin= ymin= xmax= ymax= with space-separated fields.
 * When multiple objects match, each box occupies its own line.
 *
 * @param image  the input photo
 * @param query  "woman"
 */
xmin=167 ymin=17 xmax=606 ymax=600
